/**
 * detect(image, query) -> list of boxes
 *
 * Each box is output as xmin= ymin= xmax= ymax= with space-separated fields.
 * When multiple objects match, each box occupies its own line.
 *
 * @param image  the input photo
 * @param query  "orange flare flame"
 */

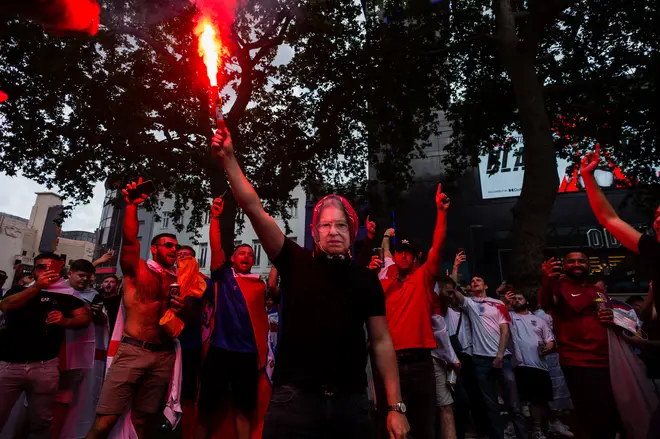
xmin=195 ymin=17 xmax=224 ymax=87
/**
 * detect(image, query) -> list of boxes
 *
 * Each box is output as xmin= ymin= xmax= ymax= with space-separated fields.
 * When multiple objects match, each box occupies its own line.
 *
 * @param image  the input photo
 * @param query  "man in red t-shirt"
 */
xmin=369 ymin=185 xmax=450 ymax=439
xmin=539 ymin=251 xmax=619 ymax=438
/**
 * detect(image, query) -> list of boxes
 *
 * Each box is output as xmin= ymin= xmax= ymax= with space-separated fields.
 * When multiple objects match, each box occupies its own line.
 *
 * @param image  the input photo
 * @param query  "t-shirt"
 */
xmin=211 ymin=265 xmax=259 ymax=353
xmin=380 ymin=263 xmax=436 ymax=351
xmin=509 ymin=311 xmax=554 ymax=370
xmin=446 ymin=307 xmax=473 ymax=356
xmin=273 ymin=239 xmax=386 ymax=392
xmin=0 ymin=287 xmax=86 ymax=362
xmin=539 ymin=278 xmax=610 ymax=367
xmin=462 ymin=296 xmax=511 ymax=358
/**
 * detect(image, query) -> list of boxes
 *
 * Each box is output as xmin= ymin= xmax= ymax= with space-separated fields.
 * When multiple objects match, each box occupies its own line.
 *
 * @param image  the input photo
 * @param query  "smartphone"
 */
xmin=48 ymin=260 xmax=65 ymax=277
xmin=457 ymin=247 xmax=465 ymax=254
xmin=373 ymin=247 xmax=384 ymax=261
xmin=128 ymin=180 xmax=156 ymax=200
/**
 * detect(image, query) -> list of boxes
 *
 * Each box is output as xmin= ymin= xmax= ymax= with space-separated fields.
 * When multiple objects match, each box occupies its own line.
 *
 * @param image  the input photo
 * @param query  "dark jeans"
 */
xmin=472 ymin=355 xmax=527 ymax=439
xmin=374 ymin=349 xmax=435 ymax=439
xmin=452 ymin=353 xmax=489 ymax=439
xmin=262 ymin=385 xmax=374 ymax=439
xmin=563 ymin=366 xmax=621 ymax=439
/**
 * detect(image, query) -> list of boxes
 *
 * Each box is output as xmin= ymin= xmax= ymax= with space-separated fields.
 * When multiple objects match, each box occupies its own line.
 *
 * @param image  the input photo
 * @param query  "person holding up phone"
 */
xmin=86 ymin=178 xmax=184 ymax=439
xmin=0 ymin=252 xmax=91 ymax=438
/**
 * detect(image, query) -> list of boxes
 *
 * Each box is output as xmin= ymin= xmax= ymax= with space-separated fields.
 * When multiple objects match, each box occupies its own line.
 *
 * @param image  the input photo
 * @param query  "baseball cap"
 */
xmin=394 ymin=238 xmax=418 ymax=255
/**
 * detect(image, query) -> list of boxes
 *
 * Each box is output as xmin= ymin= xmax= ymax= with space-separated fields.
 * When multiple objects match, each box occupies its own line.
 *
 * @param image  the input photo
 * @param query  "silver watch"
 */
xmin=388 ymin=401 xmax=407 ymax=414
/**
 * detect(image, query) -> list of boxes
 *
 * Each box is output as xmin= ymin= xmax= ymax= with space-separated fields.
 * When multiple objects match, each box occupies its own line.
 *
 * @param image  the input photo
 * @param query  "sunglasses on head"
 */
xmin=154 ymin=242 xmax=179 ymax=249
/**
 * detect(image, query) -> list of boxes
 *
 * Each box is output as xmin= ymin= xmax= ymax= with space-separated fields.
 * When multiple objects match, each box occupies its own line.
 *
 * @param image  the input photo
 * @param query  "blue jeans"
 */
xmin=472 ymin=355 xmax=527 ymax=439
xmin=262 ymin=385 xmax=375 ymax=439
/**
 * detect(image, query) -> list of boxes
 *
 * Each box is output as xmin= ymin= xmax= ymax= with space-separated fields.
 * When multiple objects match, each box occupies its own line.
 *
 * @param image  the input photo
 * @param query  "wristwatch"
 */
xmin=388 ymin=401 xmax=407 ymax=414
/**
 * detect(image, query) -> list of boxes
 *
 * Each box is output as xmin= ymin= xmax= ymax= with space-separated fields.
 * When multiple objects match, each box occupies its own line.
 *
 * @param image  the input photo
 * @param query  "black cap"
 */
xmin=0 ymin=270 xmax=6 ymax=279
xmin=394 ymin=238 xmax=417 ymax=255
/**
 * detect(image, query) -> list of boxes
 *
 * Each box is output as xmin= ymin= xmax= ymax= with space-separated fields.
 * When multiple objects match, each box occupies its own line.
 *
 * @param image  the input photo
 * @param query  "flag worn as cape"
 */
xmin=199 ymin=270 xmax=273 ymax=439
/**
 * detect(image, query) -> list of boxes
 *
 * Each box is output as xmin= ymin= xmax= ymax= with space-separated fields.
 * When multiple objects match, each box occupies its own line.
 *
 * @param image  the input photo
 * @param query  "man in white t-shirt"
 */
xmin=508 ymin=293 xmax=555 ymax=439
xmin=452 ymin=277 xmax=526 ymax=439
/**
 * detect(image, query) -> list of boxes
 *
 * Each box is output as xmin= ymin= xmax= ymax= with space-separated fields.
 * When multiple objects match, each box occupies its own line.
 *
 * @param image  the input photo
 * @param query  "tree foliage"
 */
xmin=0 ymin=0 xmax=447 ymax=251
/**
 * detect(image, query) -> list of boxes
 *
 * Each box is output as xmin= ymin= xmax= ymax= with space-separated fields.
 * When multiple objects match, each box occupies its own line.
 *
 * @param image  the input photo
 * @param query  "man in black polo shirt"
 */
xmin=211 ymin=128 xmax=410 ymax=439
xmin=0 ymin=252 xmax=91 ymax=438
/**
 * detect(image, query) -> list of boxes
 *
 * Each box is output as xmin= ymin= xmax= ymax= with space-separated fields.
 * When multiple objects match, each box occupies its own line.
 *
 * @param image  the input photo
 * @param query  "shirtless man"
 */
xmin=85 ymin=178 xmax=184 ymax=439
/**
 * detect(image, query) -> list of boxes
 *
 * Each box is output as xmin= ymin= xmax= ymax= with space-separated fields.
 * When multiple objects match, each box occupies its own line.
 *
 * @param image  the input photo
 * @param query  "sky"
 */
xmin=0 ymin=173 xmax=106 ymax=232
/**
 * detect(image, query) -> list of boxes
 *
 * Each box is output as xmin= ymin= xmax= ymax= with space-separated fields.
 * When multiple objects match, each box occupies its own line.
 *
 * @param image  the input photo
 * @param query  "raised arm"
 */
xmin=580 ymin=146 xmax=642 ymax=253
xmin=0 ymin=271 xmax=58 ymax=313
xmin=209 ymin=197 xmax=226 ymax=271
xmin=120 ymin=179 xmax=147 ymax=278
xmin=382 ymin=228 xmax=395 ymax=259
xmin=211 ymin=128 xmax=285 ymax=260
xmin=451 ymin=251 xmax=466 ymax=283
xmin=426 ymin=184 xmax=450 ymax=277
xmin=267 ymin=266 xmax=279 ymax=297
xmin=539 ymin=258 xmax=562 ymax=309
xmin=92 ymin=250 xmax=114 ymax=267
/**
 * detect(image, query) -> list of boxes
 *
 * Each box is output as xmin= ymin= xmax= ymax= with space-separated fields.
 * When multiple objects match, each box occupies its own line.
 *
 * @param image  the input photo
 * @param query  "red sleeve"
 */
xmin=539 ymin=278 xmax=561 ymax=310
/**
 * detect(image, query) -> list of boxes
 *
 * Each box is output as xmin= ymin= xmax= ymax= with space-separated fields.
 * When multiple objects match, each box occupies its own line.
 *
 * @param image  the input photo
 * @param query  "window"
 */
xmin=161 ymin=212 xmax=170 ymax=229
xmin=203 ymin=210 xmax=211 ymax=225
xmin=252 ymin=240 xmax=262 ymax=266
xmin=289 ymin=199 xmax=299 ymax=218
xmin=198 ymin=243 xmax=208 ymax=268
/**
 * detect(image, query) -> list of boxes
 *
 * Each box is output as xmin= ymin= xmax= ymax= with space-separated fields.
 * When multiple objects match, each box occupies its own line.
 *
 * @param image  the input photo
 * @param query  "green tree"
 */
xmin=0 ymin=1 xmax=399 ymax=254
xmin=418 ymin=0 xmax=660 ymax=291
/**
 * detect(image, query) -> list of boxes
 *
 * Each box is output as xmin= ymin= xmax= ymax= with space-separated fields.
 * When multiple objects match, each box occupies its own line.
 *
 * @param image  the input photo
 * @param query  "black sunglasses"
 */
xmin=154 ymin=242 xmax=179 ymax=250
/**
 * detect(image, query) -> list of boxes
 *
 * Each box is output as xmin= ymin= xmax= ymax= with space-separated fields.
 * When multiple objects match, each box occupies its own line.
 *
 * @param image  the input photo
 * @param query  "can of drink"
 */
xmin=168 ymin=283 xmax=180 ymax=305
xmin=593 ymin=298 xmax=607 ymax=312
xmin=447 ymin=369 xmax=457 ymax=391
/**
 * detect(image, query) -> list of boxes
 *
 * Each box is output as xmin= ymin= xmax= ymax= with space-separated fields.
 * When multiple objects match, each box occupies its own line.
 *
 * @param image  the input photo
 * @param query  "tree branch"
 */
xmin=422 ymin=33 xmax=498 ymax=55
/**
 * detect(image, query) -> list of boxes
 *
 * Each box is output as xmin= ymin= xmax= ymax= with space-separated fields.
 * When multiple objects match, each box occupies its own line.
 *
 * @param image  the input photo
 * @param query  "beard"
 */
xmin=565 ymin=267 xmax=589 ymax=281
xmin=512 ymin=303 xmax=526 ymax=312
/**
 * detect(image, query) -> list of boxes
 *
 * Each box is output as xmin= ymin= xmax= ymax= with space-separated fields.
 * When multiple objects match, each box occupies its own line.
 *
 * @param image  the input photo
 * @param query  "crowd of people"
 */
xmin=0 ymin=132 xmax=659 ymax=439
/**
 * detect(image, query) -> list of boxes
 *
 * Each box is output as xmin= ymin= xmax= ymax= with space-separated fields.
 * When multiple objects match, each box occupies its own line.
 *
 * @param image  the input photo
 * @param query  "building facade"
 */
xmin=1 ymin=193 xmax=98 ymax=286
xmin=94 ymin=184 xmax=308 ymax=280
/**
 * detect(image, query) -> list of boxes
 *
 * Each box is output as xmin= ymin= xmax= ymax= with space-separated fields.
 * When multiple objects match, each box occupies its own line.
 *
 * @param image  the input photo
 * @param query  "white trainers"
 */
xmin=532 ymin=429 xmax=547 ymax=439
xmin=548 ymin=419 xmax=574 ymax=437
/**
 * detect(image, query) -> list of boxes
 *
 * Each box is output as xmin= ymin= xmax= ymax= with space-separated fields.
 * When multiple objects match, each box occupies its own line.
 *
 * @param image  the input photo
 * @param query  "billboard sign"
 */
xmin=478 ymin=138 xmax=637 ymax=200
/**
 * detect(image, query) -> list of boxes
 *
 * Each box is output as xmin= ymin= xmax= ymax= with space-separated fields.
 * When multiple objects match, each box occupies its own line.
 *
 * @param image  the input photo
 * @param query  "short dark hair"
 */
xmin=151 ymin=233 xmax=177 ymax=246
xmin=69 ymin=259 xmax=96 ymax=274
xmin=178 ymin=245 xmax=196 ymax=257
xmin=0 ymin=270 xmax=7 ymax=278
xmin=34 ymin=252 xmax=61 ymax=264
xmin=103 ymin=274 xmax=119 ymax=283
xmin=234 ymin=244 xmax=254 ymax=253
xmin=626 ymin=295 xmax=644 ymax=305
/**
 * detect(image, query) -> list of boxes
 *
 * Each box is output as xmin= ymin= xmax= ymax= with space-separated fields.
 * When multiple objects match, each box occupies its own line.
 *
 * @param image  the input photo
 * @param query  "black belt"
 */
xmin=396 ymin=348 xmax=432 ymax=364
xmin=121 ymin=336 xmax=175 ymax=352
